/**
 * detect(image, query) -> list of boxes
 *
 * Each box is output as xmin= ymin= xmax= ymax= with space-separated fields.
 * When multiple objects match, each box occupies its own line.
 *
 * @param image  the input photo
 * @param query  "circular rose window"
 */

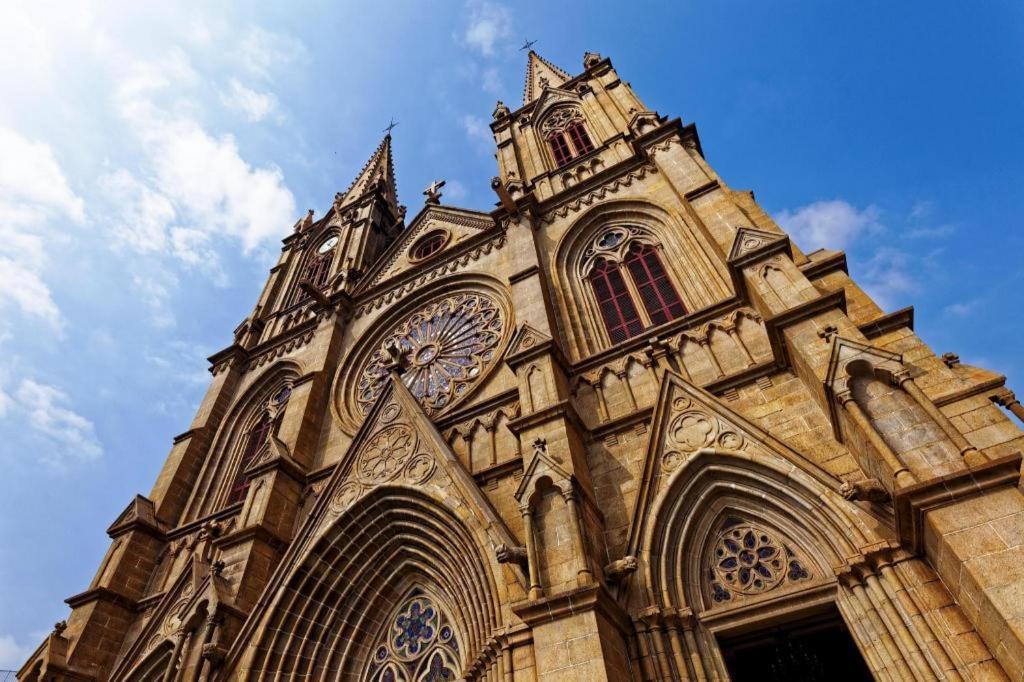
xmin=356 ymin=292 xmax=504 ymax=416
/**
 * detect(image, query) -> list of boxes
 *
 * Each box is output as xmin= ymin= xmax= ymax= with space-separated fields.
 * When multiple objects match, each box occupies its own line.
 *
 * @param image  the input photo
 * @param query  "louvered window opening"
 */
xmin=412 ymin=232 xmax=446 ymax=260
xmin=227 ymin=413 xmax=275 ymax=505
xmin=548 ymin=132 xmax=574 ymax=168
xmin=588 ymin=258 xmax=644 ymax=344
xmin=624 ymin=243 xmax=687 ymax=325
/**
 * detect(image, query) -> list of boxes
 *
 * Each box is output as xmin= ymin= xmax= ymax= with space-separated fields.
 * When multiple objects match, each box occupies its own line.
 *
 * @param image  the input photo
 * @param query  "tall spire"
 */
xmin=522 ymin=50 xmax=571 ymax=105
xmin=336 ymin=133 xmax=399 ymax=216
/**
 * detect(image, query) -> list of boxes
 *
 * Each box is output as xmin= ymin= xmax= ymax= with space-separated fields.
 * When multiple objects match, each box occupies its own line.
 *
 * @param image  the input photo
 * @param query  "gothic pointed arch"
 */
xmin=286 ymin=228 xmax=341 ymax=305
xmin=182 ymin=362 xmax=299 ymax=521
xmin=223 ymin=375 xmax=521 ymax=680
xmin=552 ymin=200 xmax=731 ymax=357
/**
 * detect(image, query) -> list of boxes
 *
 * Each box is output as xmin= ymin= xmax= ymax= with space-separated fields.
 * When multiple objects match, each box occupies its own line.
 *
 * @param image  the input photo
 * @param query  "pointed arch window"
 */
xmin=226 ymin=386 xmax=290 ymax=506
xmin=624 ymin=242 xmax=686 ymax=325
xmin=293 ymin=235 xmax=338 ymax=304
xmin=585 ymin=229 xmax=688 ymax=346
xmin=541 ymin=107 xmax=596 ymax=168
xmin=365 ymin=591 xmax=461 ymax=682
xmin=588 ymin=257 xmax=644 ymax=344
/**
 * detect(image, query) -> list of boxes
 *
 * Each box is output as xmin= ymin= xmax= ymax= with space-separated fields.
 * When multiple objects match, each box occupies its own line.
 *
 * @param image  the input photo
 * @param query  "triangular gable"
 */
xmin=726 ymin=226 xmax=791 ymax=265
xmin=514 ymin=436 xmax=572 ymax=503
xmin=222 ymin=373 xmax=524 ymax=670
xmin=356 ymin=204 xmax=495 ymax=292
xmin=624 ymin=372 xmax=843 ymax=559
xmin=523 ymin=51 xmax=571 ymax=104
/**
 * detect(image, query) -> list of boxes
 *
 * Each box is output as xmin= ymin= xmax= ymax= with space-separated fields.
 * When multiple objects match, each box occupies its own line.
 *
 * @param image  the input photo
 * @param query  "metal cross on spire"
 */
xmin=520 ymin=38 xmax=537 ymax=51
xmin=384 ymin=119 xmax=399 ymax=135
xmin=423 ymin=179 xmax=446 ymax=204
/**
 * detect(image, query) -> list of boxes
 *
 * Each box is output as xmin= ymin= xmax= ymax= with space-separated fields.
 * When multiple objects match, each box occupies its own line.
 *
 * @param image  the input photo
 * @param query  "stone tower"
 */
xmin=21 ymin=51 xmax=1024 ymax=681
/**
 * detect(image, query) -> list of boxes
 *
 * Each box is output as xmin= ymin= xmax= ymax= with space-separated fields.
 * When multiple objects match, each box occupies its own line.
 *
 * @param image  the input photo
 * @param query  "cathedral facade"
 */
xmin=20 ymin=51 xmax=1024 ymax=681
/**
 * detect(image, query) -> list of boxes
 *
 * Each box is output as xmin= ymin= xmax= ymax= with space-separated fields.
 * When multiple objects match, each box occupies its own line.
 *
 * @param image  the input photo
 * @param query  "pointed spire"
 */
xmin=522 ymin=50 xmax=571 ymax=105
xmin=336 ymin=133 xmax=399 ymax=215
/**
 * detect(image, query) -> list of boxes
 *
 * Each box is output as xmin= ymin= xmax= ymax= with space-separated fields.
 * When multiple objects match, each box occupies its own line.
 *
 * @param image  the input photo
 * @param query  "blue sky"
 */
xmin=1 ymin=0 xmax=1022 ymax=667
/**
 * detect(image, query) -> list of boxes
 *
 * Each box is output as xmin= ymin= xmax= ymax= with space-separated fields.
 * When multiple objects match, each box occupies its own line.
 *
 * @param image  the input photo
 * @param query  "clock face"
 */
xmin=318 ymin=236 xmax=339 ymax=254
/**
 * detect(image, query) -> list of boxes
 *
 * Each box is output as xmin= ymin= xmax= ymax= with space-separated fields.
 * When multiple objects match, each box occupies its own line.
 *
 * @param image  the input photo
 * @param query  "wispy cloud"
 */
xmin=221 ymin=78 xmax=280 ymax=123
xmin=0 ymin=127 xmax=86 ymax=331
xmin=461 ymin=114 xmax=492 ymax=152
xmin=944 ymin=300 xmax=979 ymax=317
xmin=775 ymin=199 xmax=883 ymax=252
xmin=462 ymin=0 xmax=512 ymax=57
xmin=0 ymin=631 xmax=36 ymax=669
xmin=232 ymin=26 xmax=308 ymax=81
xmin=0 ymin=374 xmax=103 ymax=470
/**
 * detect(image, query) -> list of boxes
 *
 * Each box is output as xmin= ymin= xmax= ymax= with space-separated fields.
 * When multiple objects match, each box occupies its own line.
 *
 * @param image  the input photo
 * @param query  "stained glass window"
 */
xmin=707 ymin=518 xmax=811 ymax=605
xmin=366 ymin=591 xmax=460 ymax=682
xmin=588 ymin=257 xmax=644 ymax=344
xmin=411 ymin=231 xmax=447 ymax=261
xmin=624 ymin=243 xmax=686 ymax=325
xmin=358 ymin=293 xmax=503 ymax=416
xmin=548 ymin=132 xmax=573 ymax=167
xmin=227 ymin=412 xmax=274 ymax=505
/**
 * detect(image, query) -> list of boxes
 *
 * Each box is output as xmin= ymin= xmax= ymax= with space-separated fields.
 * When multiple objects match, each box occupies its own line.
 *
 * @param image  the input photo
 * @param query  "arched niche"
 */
xmin=245 ymin=486 xmax=505 ymax=681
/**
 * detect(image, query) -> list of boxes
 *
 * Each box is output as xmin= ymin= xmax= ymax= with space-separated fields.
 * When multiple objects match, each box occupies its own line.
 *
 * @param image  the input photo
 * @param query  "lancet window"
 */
xmin=541 ymin=106 xmax=595 ymax=168
xmin=583 ymin=227 xmax=687 ymax=344
xmin=226 ymin=386 xmax=290 ymax=506
xmin=292 ymin=234 xmax=338 ymax=304
xmin=365 ymin=591 xmax=460 ymax=682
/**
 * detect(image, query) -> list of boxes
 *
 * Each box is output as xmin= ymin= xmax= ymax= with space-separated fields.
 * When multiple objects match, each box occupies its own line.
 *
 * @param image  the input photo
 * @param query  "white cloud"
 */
xmin=132 ymin=272 xmax=178 ymax=329
xmin=9 ymin=378 xmax=102 ymax=468
xmin=221 ymin=78 xmax=279 ymax=122
xmin=462 ymin=114 xmax=492 ymax=152
xmin=463 ymin=1 xmax=512 ymax=56
xmin=944 ymin=300 xmax=978 ymax=317
xmin=859 ymin=247 xmax=918 ymax=310
xmin=445 ymin=180 xmax=468 ymax=202
xmin=113 ymin=57 xmax=297 ymax=255
xmin=0 ymin=632 xmax=35 ymax=669
xmin=775 ymin=199 xmax=882 ymax=252
xmin=233 ymin=26 xmax=307 ymax=81
xmin=0 ymin=127 xmax=85 ymax=330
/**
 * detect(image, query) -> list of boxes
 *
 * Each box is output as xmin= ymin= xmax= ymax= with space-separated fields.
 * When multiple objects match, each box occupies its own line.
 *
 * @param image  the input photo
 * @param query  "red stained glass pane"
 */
xmin=548 ymin=132 xmax=573 ymax=167
xmin=227 ymin=412 xmax=274 ymax=505
xmin=567 ymin=121 xmax=594 ymax=155
xmin=624 ymin=243 xmax=686 ymax=325
xmin=588 ymin=258 xmax=643 ymax=344
xmin=412 ymin=232 xmax=446 ymax=260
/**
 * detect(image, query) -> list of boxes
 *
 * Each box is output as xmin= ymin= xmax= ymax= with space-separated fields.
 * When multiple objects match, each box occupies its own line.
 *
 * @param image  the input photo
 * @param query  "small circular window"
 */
xmin=410 ymin=231 xmax=447 ymax=261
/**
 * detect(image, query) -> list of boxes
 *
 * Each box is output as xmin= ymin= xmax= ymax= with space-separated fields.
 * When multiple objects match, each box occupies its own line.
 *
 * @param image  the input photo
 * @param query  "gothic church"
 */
xmin=21 ymin=50 xmax=1024 ymax=681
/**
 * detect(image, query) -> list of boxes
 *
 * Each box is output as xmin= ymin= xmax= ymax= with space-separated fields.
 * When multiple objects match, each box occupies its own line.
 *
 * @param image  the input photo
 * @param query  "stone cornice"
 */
xmin=799 ymin=250 xmax=848 ymax=280
xmin=65 ymin=585 xmax=138 ymax=611
xmin=511 ymin=583 xmax=632 ymax=635
xmin=507 ymin=399 xmax=585 ymax=436
xmin=893 ymin=453 xmax=1023 ymax=552
xmin=764 ymin=290 xmax=848 ymax=366
xmin=858 ymin=307 xmax=915 ymax=340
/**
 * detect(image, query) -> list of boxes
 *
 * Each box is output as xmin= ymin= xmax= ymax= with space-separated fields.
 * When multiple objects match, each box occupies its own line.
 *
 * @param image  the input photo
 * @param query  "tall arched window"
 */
xmin=584 ymin=228 xmax=688 ymax=345
xmin=293 ymin=234 xmax=338 ymax=304
xmin=588 ymin=257 xmax=644 ymax=344
xmin=226 ymin=386 xmax=290 ymax=506
xmin=624 ymin=242 xmax=686 ymax=324
xmin=541 ymin=107 xmax=596 ymax=168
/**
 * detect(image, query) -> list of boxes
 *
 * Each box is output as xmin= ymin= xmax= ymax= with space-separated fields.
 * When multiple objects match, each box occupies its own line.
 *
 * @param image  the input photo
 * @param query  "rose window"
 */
xmin=367 ymin=591 xmax=460 ymax=682
xmin=358 ymin=293 xmax=504 ymax=416
xmin=707 ymin=518 xmax=811 ymax=604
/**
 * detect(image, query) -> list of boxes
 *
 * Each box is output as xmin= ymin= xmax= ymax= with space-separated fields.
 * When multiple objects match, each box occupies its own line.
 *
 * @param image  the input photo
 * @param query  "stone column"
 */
xmin=835 ymin=389 xmax=917 ymax=488
xmin=521 ymin=507 xmax=543 ymax=600
xmin=894 ymin=371 xmax=986 ymax=466
xmin=563 ymin=488 xmax=594 ymax=585
xmin=993 ymin=389 xmax=1024 ymax=425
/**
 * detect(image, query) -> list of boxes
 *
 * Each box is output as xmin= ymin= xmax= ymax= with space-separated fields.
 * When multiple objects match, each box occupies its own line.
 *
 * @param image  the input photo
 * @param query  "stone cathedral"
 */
xmin=21 ymin=51 xmax=1024 ymax=682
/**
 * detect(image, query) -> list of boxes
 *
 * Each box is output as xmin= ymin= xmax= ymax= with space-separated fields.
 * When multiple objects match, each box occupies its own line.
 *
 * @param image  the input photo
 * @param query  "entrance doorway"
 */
xmin=717 ymin=606 xmax=872 ymax=681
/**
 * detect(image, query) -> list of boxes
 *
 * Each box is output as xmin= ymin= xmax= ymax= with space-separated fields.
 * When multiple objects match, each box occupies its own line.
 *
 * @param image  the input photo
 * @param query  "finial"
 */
xmin=532 ymin=437 xmax=547 ymax=455
xmin=384 ymin=119 xmax=398 ymax=136
xmin=54 ymin=621 xmax=68 ymax=635
xmin=423 ymin=179 xmax=446 ymax=205
xmin=493 ymin=100 xmax=510 ymax=120
xmin=520 ymin=38 xmax=537 ymax=51
xmin=583 ymin=51 xmax=603 ymax=69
